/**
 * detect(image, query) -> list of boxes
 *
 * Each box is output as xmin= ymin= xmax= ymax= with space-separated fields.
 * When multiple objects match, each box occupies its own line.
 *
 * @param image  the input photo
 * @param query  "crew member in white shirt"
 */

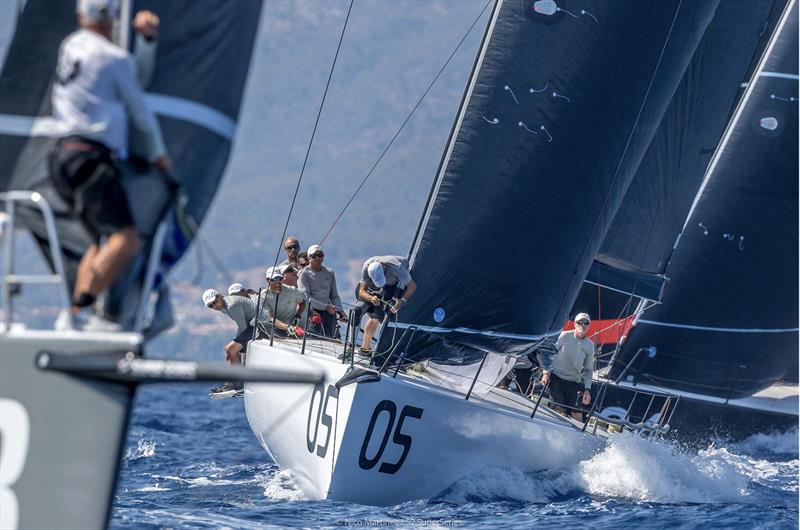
xmin=49 ymin=0 xmax=171 ymax=315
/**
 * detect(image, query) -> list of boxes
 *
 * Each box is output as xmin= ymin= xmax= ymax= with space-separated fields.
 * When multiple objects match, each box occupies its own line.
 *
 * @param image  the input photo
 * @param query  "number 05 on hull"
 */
xmin=244 ymin=340 xmax=604 ymax=505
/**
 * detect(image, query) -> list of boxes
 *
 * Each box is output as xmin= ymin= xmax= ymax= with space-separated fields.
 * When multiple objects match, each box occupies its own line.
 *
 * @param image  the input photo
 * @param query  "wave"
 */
xmin=440 ymin=432 xmax=796 ymax=505
xmin=735 ymin=428 xmax=799 ymax=457
xmin=579 ymin=433 xmax=749 ymax=503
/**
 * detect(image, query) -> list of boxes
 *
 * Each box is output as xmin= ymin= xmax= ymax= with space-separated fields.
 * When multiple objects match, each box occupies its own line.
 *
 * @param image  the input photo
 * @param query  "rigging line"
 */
xmin=317 ymin=0 xmax=493 ymax=246
xmin=547 ymin=0 xmax=684 ymax=334
xmin=270 ymin=0 xmax=354 ymax=269
xmin=184 ymin=213 xmax=233 ymax=284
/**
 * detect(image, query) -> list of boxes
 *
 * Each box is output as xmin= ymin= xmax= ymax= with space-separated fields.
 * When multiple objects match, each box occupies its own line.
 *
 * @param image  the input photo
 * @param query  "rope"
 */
xmin=270 ymin=0 xmax=354 ymax=270
xmin=318 ymin=0 xmax=493 ymax=246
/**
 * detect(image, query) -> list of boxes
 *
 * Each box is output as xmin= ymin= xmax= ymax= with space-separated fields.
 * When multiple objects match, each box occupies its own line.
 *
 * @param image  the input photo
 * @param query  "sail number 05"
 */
xmin=358 ymin=400 xmax=423 ymax=475
xmin=306 ymin=385 xmax=423 ymax=474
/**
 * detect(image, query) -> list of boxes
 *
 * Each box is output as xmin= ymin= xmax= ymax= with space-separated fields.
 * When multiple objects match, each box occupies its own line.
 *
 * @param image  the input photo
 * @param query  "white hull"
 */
xmin=244 ymin=340 xmax=606 ymax=505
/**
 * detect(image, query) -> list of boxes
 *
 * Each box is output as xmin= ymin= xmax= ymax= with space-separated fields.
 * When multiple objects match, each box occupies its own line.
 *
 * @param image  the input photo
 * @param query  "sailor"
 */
xmin=297 ymin=245 xmax=348 ymax=339
xmin=281 ymin=263 xmax=299 ymax=288
xmin=203 ymin=288 xmax=257 ymax=395
xmin=297 ymin=251 xmax=310 ymax=270
xmin=278 ymin=237 xmax=302 ymax=271
xmin=353 ymin=255 xmax=417 ymax=354
xmin=49 ymin=0 xmax=171 ymax=318
xmin=228 ymin=282 xmax=245 ymax=296
xmin=540 ymin=313 xmax=595 ymax=421
xmin=260 ymin=266 xmax=307 ymax=338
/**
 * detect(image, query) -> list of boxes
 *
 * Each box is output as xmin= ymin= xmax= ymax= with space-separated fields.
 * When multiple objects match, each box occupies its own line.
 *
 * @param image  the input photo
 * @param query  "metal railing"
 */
xmin=1 ymin=191 xmax=73 ymax=330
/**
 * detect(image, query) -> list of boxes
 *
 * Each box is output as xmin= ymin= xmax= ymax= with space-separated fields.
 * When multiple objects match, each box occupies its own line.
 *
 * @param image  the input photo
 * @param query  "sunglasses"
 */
xmin=310 ymin=253 xmax=324 ymax=259
xmin=576 ymin=321 xmax=590 ymax=326
xmin=285 ymin=244 xmax=299 ymax=251
xmin=207 ymin=302 xmax=215 ymax=308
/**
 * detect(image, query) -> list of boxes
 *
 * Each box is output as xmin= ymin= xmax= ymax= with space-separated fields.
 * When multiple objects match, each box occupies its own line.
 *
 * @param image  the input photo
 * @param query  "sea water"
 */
xmin=111 ymin=384 xmax=799 ymax=529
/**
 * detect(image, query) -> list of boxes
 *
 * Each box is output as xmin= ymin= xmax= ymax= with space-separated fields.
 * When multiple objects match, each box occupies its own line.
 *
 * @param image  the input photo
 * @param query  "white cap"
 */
xmin=265 ymin=266 xmax=283 ymax=282
xmin=280 ymin=263 xmax=297 ymax=274
xmin=307 ymin=244 xmax=322 ymax=256
xmin=367 ymin=261 xmax=386 ymax=288
xmin=202 ymin=288 xmax=219 ymax=307
xmin=227 ymin=283 xmax=243 ymax=295
xmin=77 ymin=0 xmax=119 ymax=21
xmin=574 ymin=312 xmax=591 ymax=324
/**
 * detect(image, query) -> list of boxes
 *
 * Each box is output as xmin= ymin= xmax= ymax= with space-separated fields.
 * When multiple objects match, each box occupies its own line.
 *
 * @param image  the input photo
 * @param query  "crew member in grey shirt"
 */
xmin=353 ymin=255 xmax=417 ymax=353
xmin=260 ymin=266 xmax=307 ymax=338
xmin=540 ymin=312 xmax=595 ymax=420
xmin=203 ymin=288 xmax=257 ymax=395
xmin=298 ymin=245 xmax=348 ymax=339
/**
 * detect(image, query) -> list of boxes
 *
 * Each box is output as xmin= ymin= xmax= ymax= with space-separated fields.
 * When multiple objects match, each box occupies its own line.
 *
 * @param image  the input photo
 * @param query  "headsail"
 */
xmin=571 ymin=0 xmax=785 ymax=347
xmin=580 ymin=0 xmax=786 ymax=303
xmin=609 ymin=0 xmax=799 ymax=398
xmin=390 ymin=0 xmax=719 ymax=361
xmin=0 ymin=0 xmax=262 ymax=336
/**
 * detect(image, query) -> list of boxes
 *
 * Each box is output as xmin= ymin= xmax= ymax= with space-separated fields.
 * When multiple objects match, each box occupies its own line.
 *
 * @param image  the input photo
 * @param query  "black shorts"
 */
xmin=310 ymin=310 xmax=340 ymax=339
xmin=548 ymin=373 xmax=586 ymax=411
xmin=353 ymin=284 xmax=402 ymax=322
xmin=233 ymin=326 xmax=254 ymax=349
xmin=49 ymin=136 xmax=136 ymax=242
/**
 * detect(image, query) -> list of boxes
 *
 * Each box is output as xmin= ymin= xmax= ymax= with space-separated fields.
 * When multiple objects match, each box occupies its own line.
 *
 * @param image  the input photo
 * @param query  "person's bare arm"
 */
xmin=132 ymin=11 xmax=159 ymax=86
xmin=357 ymin=281 xmax=379 ymax=305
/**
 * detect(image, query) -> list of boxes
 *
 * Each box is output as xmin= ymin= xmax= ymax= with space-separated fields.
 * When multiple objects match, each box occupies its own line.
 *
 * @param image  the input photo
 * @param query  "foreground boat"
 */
xmin=245 ymin=338 xmax=620 ymax=504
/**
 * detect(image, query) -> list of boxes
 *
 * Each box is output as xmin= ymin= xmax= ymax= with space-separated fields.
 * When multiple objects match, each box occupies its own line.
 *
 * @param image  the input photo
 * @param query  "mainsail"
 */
xmin=609 ymin=0 xmax=799 ymax=398
xmin=0 ymin=0 xmax=262 ymax=335
xmin=389 ymin=0 xmax=720 ymax=361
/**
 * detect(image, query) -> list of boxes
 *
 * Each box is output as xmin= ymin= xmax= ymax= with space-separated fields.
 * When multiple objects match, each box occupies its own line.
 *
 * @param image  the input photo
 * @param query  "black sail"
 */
xmin=571 ymin=0 xmax=784 ymax=348
xmin=610 ymin=0 xmax=799 ymax=398
xmin=590 ymin=0 xmax=783 ymax=290
xmin=0 ymin=0 xmax=262 ymax=334
xmin=390 ymin=0 xmax=720 ymax=361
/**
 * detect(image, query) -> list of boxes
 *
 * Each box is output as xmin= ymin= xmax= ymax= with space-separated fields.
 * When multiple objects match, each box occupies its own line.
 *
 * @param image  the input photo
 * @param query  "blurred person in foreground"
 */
xmin=49 ymin=0 xmax=171 ymax=325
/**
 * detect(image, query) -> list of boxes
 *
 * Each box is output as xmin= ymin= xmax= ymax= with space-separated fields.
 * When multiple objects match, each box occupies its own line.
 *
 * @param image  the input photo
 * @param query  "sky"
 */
xmin=189 ymin=0 xmax=490 ymax=280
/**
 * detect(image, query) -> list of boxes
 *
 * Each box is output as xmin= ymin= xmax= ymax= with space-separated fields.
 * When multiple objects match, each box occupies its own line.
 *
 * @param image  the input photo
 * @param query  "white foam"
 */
xmin=579 ymin=433 xmax=749 ymax=503
xmin=260 ymin=469 xmax=307 ymax=501
xmin=135 ymin=483 xmax=170 ymax=492
xmin=124 ymin=439 xmax=157 ymax=461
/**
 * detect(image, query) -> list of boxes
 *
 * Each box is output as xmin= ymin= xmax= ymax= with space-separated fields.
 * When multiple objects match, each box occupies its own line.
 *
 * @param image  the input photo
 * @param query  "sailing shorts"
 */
xmin=548 ymin=373 xmax=587 ymax=411
xmin=353 ymin=284 xmax=402 ymax=322
xmin=233 ymin=326 xmax=255 ymax=350
xmin=49 ymin=136 xmax=136 ymax=242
